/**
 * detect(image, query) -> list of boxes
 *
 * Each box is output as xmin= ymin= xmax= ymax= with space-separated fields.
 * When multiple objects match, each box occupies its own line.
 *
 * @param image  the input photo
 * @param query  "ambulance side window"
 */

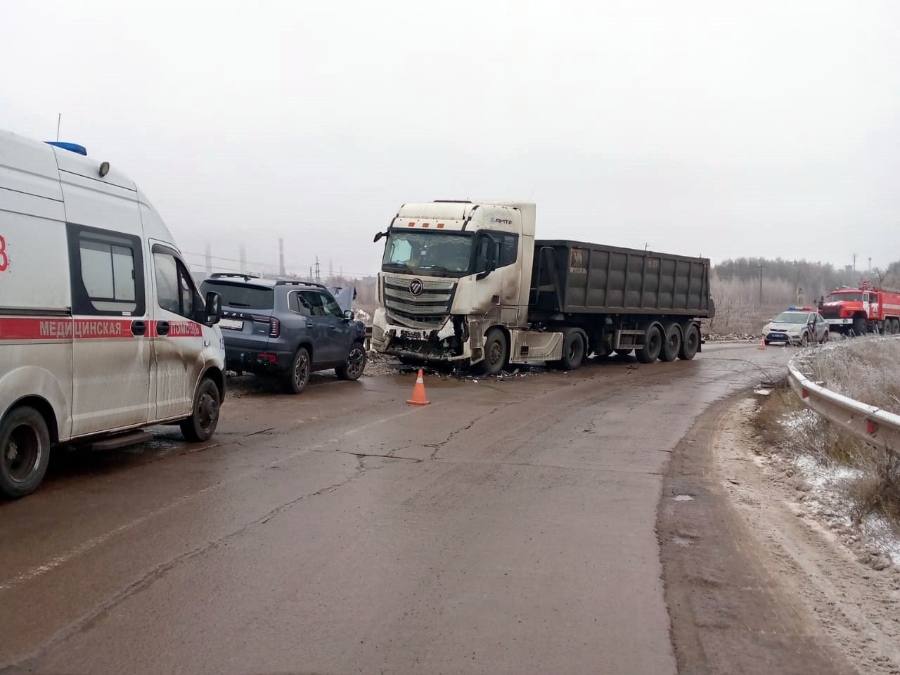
xmin=67 ymin=225 xmax=145 ymax=316
xmin=153 ymin=250 xmax=198 ymax=319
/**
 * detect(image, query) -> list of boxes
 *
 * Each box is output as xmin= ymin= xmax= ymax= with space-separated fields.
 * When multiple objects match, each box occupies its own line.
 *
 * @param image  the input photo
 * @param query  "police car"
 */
xmin=762 ymin=307 xmax=830 ymax=346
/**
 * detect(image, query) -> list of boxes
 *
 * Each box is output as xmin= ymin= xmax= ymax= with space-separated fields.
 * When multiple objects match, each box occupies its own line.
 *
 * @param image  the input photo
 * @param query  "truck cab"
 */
xmin=371 ymin=201 xmax=536 ymax=370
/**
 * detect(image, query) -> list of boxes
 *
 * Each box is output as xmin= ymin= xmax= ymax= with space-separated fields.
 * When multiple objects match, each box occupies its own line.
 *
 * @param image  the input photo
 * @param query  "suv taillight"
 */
xmin=269 ymin=317 xmax=280 ymax=338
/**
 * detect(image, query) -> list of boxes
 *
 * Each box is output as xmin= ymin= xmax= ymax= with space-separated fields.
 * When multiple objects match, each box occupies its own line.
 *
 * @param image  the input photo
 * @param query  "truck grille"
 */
xmin=821 ymin=306 xmax=842 ymax=319
xmin=383 ymin=275 xmax=455 ymax=329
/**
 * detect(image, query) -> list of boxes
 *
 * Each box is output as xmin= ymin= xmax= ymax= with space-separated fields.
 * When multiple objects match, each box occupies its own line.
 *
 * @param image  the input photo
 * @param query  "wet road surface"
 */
xmin=0 ymin=343 xmax=789 ymax=674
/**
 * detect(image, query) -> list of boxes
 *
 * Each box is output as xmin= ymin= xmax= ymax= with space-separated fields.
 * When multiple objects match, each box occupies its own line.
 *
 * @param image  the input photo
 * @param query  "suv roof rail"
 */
xmin=274 ymin=279 xmax=329 ymax=290
xmin=209 ymin=272 xmax=260 ymax=281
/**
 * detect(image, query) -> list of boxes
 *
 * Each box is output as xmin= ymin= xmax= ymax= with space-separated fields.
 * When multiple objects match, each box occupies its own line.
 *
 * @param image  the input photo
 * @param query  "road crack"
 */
xmin=1 ymin=456 xmax=368 ymax=674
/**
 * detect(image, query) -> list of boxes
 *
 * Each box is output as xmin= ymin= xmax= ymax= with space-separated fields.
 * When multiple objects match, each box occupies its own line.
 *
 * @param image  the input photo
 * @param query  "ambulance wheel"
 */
xmin=0 ymin=406 xmax=51 ymax=499
xmin=181 ymin=377 xmax=220 ymax=442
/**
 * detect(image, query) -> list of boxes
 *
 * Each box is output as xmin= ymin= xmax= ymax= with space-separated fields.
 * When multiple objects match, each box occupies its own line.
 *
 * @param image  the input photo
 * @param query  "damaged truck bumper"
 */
xmin=371 ymin=309 xmax=472 ymax=362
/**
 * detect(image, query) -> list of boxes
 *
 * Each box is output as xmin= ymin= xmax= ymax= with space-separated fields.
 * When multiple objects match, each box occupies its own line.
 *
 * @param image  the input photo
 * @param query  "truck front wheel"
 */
xmin=479 ymin=329 xmax=508 ymax=376
xmin=852 ymin=317 xmax=867 ymax=336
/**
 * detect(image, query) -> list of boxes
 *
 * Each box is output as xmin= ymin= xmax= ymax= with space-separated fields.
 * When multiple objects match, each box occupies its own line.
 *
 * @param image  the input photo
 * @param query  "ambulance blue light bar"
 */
xmin=46 ymin=141 xmax=87 ymax=156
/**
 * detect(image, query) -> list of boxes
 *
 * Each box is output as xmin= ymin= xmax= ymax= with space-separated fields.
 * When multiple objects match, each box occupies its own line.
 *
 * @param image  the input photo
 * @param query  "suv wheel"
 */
xmin=285 ymin=347 xmax=311 ymax=394
xmin=336 ymin=342 xmax=367 ymax=381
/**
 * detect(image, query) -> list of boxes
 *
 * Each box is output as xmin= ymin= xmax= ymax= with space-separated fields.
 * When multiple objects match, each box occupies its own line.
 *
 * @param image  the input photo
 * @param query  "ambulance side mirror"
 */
xmin=205 ymin=292 xmax=222 ymax=325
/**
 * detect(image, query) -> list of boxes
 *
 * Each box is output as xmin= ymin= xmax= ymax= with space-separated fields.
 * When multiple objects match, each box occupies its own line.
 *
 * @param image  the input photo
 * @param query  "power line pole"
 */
xmin=239 ymin=245 xmax=247 ymax=275
xmin=756 ymin=264 xmax=766 ymax=305
xmin=314 ymin=256 xmax=321 ymax=284
xmin=278 ymin=238 xmax=285 ymax=277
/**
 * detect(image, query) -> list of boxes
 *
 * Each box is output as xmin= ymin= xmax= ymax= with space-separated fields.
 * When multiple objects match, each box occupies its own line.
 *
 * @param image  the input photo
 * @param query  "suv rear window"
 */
xmin=202 ymin=281 xmax=274 ymax=309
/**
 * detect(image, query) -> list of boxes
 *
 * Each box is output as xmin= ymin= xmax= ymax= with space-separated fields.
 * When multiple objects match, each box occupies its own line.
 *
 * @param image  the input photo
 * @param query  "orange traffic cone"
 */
xmin=757 ymin=336 xmax=767 ymax=350
xmin=407 ymin=369 xmax=431 ymax=406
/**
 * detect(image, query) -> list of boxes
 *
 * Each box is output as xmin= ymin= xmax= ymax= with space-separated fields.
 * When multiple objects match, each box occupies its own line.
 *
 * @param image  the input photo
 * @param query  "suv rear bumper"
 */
xmin=225 ymin=347 xmax=293 ymax=374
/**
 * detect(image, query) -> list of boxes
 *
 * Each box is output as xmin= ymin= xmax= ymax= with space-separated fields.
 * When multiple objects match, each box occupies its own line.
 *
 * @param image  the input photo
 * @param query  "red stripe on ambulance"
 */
xmin=0 ymin=317 xmax=203 ymax=341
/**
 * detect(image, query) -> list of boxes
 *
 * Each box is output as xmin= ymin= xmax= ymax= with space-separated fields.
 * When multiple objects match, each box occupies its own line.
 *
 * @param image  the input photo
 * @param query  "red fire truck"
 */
xmin=820 ymin=281 xmax=900 ymax=336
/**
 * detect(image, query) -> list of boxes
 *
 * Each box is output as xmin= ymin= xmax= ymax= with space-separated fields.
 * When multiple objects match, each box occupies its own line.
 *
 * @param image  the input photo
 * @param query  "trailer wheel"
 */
xmin=479 ymin=328 xmax=508 ymax=376
xmin=556 ymin=329 xmax=586 ymax=371
xmin=852 ymin=317 xmax=867 ymax=336
xmin=893 ymin=318 xmax=900 ymax=334
xmin=0 ymin=406 xmax=51 ymax=499
xmin=678 ymin=323 xmax=700 ymax=361
xmin=181 ymin=377 xmax=221 ymax=442
xmin=637 ymin=323 xmax=663 ymax=363
xmin=661 ymin=323 xmax=682 ymax=362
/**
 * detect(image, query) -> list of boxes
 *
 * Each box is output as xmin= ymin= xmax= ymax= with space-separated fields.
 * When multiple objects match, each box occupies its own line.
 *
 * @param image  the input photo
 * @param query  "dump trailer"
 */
xmin=371 ymin=201 xmax=715 ymax=374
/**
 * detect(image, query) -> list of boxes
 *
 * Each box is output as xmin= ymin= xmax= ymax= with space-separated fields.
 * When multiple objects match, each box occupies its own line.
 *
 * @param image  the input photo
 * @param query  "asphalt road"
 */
xmin=0 ymin=343 xmax=790 ymax=675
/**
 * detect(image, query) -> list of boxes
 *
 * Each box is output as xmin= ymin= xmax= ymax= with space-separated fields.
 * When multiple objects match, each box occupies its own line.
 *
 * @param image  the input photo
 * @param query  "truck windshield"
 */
xmin=381 ymin=231 xmax=473 ymax=277
xmin=827 ymin=292 xmax=862 ymax=302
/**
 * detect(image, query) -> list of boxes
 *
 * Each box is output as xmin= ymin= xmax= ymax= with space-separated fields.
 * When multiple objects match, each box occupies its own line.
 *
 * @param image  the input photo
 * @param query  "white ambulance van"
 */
xmin=0 ymin=129 xmax=226 ymax=498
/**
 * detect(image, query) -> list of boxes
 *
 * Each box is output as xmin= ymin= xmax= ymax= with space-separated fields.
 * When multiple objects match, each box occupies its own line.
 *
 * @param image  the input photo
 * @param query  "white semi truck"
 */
xmin=371 ymin=201 xmax=714 ymax=374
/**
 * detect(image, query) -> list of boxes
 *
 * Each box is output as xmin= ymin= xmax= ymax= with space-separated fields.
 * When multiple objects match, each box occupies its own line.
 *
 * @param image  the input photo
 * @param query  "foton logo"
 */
xmin=408 ymin=279 xmax=424 ymax=296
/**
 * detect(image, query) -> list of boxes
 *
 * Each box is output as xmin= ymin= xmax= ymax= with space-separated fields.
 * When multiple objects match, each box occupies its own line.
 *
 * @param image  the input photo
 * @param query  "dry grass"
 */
xmin=804 ymin=338 xmax=900 ymax=415
xmin=755 ymin=357 xmax=900 ymax=527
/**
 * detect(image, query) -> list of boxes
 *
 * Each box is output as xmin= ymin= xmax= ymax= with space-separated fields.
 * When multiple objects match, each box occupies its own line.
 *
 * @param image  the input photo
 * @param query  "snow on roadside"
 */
xmin=780 ymin=428 xmax=900 ymax=570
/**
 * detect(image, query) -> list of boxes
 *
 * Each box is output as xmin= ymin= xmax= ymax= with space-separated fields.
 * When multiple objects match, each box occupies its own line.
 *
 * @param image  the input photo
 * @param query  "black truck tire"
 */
xmin=637 ymin=323 xmax=663 ymax=363
xmin=679 ymin=323 xmax=700 ymax=360
xmin=852 ymin=317 xmax=867 ymax=336
xmin=479 ymin=329 xmax=508 ymax=376
xmin=556 ymin=329 xmax=586 ymax=371
xmin=661 ymin=323 xmax=682 ymax=362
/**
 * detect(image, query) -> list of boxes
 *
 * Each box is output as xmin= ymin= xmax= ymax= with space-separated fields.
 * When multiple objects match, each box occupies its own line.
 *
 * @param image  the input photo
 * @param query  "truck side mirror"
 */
xmin=373 ymin=231 xmax=387 ymax=243
xmin=205 ymin=291 xmax=222 ymax=325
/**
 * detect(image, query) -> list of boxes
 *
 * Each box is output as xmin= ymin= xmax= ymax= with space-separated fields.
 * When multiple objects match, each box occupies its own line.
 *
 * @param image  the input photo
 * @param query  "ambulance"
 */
xmin=0 ymin=129 xmax=226 ymax=498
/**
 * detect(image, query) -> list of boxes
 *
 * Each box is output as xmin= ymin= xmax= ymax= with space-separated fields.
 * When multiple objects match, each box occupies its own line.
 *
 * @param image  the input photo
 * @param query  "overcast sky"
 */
xmin=3 ymin=0 xmax=899 ymax=278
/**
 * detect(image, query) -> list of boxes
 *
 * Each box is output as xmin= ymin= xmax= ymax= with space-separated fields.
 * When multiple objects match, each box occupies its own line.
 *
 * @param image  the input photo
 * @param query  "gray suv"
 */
xmin=200 ymin=274 xmax=368 ymax=394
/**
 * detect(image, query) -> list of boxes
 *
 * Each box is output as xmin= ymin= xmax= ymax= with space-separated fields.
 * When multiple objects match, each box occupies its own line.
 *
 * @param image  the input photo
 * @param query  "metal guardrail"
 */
xmin=787 ymin=340 xmax=900 ymax=451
